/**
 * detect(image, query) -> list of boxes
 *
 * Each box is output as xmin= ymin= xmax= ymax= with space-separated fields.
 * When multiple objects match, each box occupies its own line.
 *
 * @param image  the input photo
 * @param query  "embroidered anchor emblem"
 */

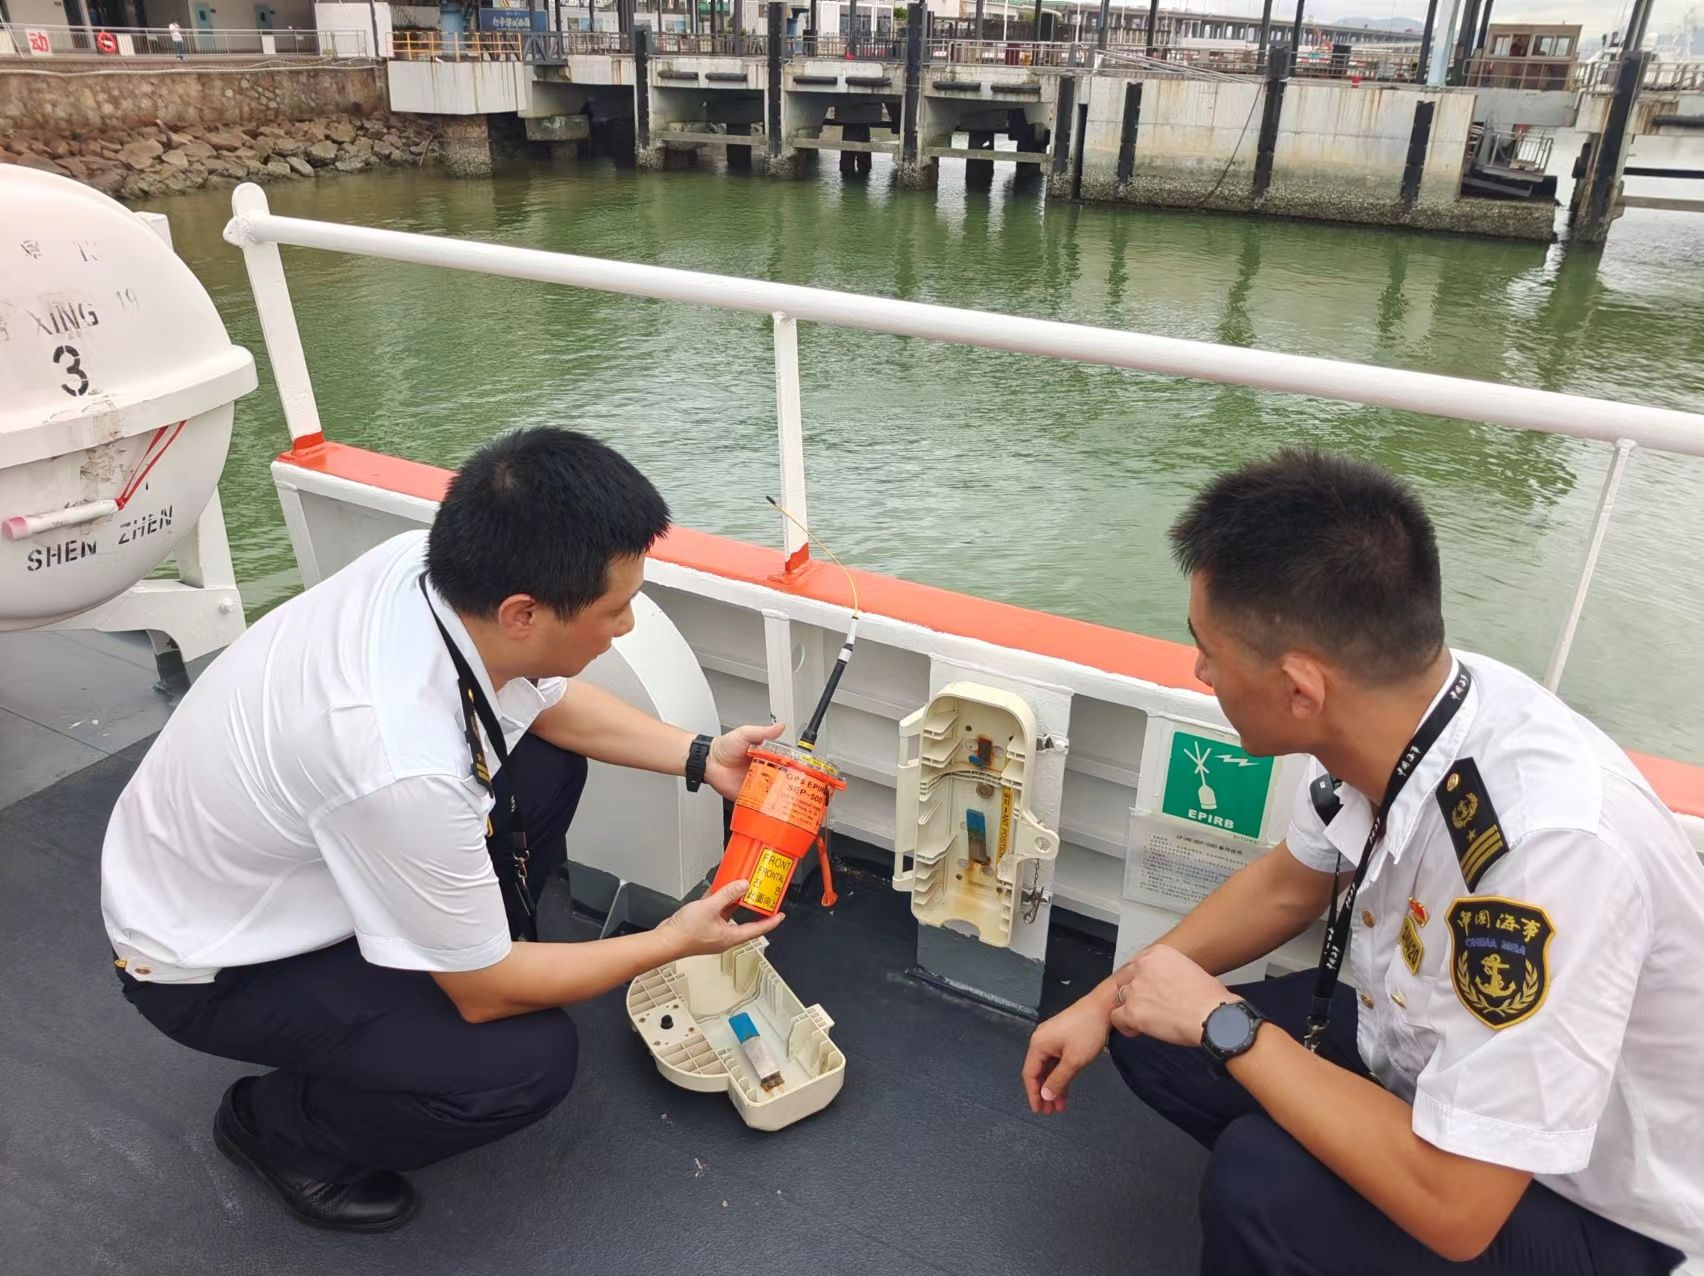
xmin=1448 ymin=897 xmax=1554 ymax=1030
xmin=1475 ymin=953 xmax=1516 ymax=1000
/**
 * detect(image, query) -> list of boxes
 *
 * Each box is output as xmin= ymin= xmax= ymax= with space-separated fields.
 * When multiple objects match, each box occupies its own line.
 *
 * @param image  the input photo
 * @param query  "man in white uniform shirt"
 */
xmin=103 ymin=428 xmax=786 ymax=1231
xmin=1023 ymin=450 xmax=1701 ymax=1274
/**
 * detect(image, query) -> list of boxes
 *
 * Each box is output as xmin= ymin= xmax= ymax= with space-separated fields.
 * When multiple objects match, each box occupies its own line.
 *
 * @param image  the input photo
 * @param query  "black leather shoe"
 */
xmin=213 ymin=1077 xmax=418 ymax=1232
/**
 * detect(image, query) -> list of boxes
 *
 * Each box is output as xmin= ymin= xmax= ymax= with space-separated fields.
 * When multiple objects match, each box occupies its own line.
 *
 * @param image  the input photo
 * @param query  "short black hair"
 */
xmin=1170 ymin=448 xmax=1445 ymax=684
xmin=427 ymin=427 xmax=670 ymax=618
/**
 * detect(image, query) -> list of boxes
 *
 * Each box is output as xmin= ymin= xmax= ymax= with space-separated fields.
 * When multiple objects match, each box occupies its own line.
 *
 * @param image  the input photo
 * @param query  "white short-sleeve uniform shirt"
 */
xmin=101 ymin=531 xmax=564 ymax=984
xmin=1286 ymin=651 xmax=1704 ymax=1261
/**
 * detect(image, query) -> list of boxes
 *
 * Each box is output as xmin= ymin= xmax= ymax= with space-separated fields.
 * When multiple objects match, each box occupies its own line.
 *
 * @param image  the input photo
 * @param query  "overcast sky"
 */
xmin=1175 ymin=1 xmax=1689 ymax=33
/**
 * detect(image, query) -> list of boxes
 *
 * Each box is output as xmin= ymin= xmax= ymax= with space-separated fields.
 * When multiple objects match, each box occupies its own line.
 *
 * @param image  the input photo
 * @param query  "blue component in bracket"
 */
xmin=729 ymin=1011 xmax=760 ymax=1043
xmin=966 ymin=808 xmax=990 ymax=863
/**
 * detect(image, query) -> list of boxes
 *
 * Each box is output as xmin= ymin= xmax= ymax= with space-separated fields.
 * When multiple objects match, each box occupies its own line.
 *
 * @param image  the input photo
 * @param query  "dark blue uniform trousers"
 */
xmin=1108 ymin=969 xmax=1684 ymax=1276
xmin=120 ymin=736 xmax=589 ymax=1182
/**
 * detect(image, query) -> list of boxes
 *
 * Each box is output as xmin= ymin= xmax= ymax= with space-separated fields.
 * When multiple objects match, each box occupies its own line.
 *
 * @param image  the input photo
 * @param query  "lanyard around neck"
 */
xmin=419 ymin=576 xmax=533 ymax=923
xmin=1303 ymin=664 xmax=1472 ymax=1051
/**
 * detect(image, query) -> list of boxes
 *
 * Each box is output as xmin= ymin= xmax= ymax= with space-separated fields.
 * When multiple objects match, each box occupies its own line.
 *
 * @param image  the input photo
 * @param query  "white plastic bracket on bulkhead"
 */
xmin=626 ymin=937 xmax=845 ymax=1132
xmin=891 ymin=681 xmax=1059 ymax=948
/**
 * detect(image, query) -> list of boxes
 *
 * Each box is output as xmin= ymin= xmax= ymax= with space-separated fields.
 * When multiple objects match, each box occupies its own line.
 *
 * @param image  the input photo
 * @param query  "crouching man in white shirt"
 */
xmin=103 ymin=427 xmax=785 ymax=1231
xmin=1023 ymin=449 xmax=1701 ymax=1275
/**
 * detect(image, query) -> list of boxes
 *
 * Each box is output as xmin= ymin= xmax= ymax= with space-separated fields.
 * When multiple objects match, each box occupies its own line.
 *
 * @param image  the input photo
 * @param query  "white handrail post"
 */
xmin=773 ymin=311 xmax=809 ymax=563
xmin=223 ymin=185 xmax=326 ymax=448
xmin=1546 ymin=438 xmax=1638 ymax=695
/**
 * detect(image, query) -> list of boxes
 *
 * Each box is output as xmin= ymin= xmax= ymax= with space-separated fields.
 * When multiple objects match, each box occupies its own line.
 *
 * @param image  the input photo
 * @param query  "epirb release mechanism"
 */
xmin=892 ymin=682 xmax=1060 ymax=948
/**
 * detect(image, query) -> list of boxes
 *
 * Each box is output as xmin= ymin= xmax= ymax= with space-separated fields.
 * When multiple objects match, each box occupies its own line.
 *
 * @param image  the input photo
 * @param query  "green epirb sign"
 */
xmin=1160 ymin=730 xmax=1273 ymax=840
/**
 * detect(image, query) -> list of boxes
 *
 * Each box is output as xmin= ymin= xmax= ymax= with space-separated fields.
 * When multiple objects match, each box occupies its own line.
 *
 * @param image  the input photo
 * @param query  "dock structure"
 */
xmin=382 ymin=11 xmax=1704 ymax=244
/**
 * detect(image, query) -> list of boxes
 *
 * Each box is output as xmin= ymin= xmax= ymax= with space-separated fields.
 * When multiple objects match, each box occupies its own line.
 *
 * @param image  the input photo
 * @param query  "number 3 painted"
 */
xmin=53 ymin=345 xmax=89 ymax=397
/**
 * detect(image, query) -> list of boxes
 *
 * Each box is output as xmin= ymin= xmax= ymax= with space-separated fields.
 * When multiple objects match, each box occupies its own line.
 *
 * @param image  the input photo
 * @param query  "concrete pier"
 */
xmin=965 ymin=130 xmax=995 ymax=190
xmin=1051 ymin=62 xmax=1554 ymax=240
xmin=838 ymin=122 xmax=875 ymax=177
xmin=1569 ymin=53 xmax=1646 ymax=246
xmin=386 ymin=9 xmax=1704 ymax=243
xmin=895 ymin=2 xmax=934 ymax=190
xmin=726 ymin=123 xmax=754 ymax=170
xmin=754 ymin=3 xmax=809 ymax=180
xmin=438 ymin=116 xmax=494 ymax=178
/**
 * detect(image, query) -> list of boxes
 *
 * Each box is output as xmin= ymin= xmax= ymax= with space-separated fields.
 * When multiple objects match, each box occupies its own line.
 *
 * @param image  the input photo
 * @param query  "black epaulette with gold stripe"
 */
xmin=1436 ymin=758 xmax=1507 ymax=890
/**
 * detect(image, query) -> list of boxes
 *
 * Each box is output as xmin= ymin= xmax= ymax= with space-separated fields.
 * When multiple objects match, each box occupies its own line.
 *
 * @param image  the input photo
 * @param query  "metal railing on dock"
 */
xmin=785 ymin=34 xmax=908 ymax=61
xmin=0 ymin=21 xmax=363 ymax=59
xmin=1467 ymin=124 xmax=1554 ymax=173
xmin=391 ymin=31 xmax=525 ymax=61
xmin=652 ymin=31 xmax=769 ymax=57
xmin=524 ymin=32 xmax=1094 ymax=66
xmin=1101 ymin=42 xmax=1260 ymax=76
xmin=641 ymin=34 xmax=1092 ymax=66
xmin=1098 ymin=48 xmax=1252 ymax=81
xmin=530 ymin=31 xmax=632 ymax=59
xmin=1098 ymin=41 xmax=1420 ymax=83
xmin=391 ymin=30 xmax=636 ymax=62
xmin=1292 ymin=52 xmax=1420 ymax=82
xmin=1465 ymin=61 xmax=1577 ymax=91
xmin=928 ymin=39 xmax=1093 ymax=68
xmin=1572 ymin=57 xmax=1704 ymax=92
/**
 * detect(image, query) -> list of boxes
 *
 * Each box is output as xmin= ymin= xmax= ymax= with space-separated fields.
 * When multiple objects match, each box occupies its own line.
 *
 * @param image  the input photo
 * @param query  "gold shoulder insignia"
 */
xmin=1435 ymin=757 xmax=1506 ymax=890
xmin=1447 ymin=896 xmax=1553 ymax=1030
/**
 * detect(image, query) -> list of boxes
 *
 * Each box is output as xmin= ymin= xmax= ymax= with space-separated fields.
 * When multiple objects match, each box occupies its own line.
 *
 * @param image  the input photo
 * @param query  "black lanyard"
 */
xmin=420 ymin=576 xmax=535 ymax=940
xmin=1303 ymin=665 xmax=1472 ymax=1052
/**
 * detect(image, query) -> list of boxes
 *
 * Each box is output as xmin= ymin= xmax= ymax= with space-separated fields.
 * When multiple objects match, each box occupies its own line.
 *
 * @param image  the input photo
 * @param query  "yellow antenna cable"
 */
xmin=767 ymin=496 xmax=861 ymax=620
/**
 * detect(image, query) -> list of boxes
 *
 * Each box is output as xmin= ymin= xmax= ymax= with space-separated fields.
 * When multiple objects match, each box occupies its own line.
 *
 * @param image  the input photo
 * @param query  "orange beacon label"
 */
xmin=744 ymin=848 xmax=794 ymax=913
xmin=739 ymin=761 xmax=830 ymax=832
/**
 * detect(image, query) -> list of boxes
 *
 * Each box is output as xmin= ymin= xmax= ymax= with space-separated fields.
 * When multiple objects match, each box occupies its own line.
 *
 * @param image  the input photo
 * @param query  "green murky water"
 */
xmin=149 ymin=156 xmax=1704 ymax=761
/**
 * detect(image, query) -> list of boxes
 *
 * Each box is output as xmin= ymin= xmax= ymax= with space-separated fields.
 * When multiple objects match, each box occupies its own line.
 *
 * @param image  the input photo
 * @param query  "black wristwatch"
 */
xmin=684 ymin=734 xmax=713 ymax=793
xmin=1201 ymin=1001 xmax=1267 ymax=1075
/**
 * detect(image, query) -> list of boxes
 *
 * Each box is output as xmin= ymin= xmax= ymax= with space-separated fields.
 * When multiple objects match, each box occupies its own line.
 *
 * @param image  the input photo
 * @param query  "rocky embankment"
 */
xmin=0 ymin=113 xmax=438 ymax=200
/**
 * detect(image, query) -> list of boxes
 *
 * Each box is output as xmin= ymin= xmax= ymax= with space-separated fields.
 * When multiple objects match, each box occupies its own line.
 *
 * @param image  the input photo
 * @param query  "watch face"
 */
xmin=1205 ymin=1004 xmax=1253 ymax=1053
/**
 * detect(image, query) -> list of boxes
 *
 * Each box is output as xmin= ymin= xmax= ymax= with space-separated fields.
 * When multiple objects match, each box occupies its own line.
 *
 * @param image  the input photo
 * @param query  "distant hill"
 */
xmin=1332 ymin=16 xmax=1424 ymax=32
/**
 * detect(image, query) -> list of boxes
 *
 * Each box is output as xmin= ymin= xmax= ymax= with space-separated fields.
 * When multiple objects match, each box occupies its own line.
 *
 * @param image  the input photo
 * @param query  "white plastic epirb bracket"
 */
xmin=627 ymin=937 xmax=844 ymax=1132
xmin=892 ymin=681 xmax=1060 ymax=948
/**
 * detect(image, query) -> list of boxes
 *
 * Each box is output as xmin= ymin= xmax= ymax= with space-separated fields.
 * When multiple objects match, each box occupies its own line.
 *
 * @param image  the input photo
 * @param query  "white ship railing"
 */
xmin=223 ymin=183 xmax=1704 ymax=696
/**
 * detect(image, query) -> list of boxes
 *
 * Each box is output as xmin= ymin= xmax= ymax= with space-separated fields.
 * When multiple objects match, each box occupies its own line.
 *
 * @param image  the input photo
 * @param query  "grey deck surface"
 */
xmin=1 ymin=727 xmax=1205 ymax=1276
xmin=0 ymin=630 xmax=180 ymax=811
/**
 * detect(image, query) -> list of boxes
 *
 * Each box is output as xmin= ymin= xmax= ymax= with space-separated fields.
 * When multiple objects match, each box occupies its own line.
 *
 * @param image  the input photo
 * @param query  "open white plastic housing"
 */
xmin=627 ymin=937 xmax=845 ymax=1132
xmin=894 ymin=681 xmax=1060 ymax=947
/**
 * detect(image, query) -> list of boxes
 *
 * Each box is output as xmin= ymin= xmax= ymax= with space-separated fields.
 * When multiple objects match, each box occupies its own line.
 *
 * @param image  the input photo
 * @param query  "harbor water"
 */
xmin=152 ymin=157 xmax=1704 ymax=762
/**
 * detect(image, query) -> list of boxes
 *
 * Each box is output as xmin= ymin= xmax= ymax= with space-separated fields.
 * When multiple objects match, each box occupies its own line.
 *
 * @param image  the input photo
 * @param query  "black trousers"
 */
xmin=120 ymin=736 xmax=589 ymax=1182
xmin=1107 ymin=969 xmax=1685 ymax=1276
